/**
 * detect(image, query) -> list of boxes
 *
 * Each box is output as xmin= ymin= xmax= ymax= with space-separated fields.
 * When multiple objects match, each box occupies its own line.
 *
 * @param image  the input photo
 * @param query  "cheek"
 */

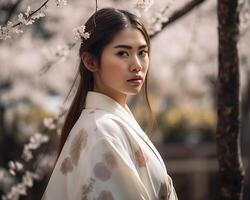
xmin=100 ymin=56 xmax=126 ymax=81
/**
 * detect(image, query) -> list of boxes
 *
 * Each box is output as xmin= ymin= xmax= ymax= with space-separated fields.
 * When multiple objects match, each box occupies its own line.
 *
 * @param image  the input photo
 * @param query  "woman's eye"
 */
xmin=139 ymin=50 xmax=148 ymax=57
xmin=117 ymin=51 xmax=129 ymax=57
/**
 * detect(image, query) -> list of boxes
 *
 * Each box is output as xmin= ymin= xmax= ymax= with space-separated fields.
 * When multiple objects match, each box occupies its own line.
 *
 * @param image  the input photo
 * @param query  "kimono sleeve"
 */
xmin=166 ymin=174 xmax=178 ymax=200
xmin=79 ymin=127 xmax=151 ymax=200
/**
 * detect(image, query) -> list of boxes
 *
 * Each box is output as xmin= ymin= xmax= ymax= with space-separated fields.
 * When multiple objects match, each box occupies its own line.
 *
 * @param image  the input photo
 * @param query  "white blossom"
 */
xmin=8 ymin=161 xmax=24 ymax=176
xmin=43 ymin=117 xmax=56 ymax=130
xmin=31 ymin=12 xmax=46 ymax=20
xmin=73 ymin=25 xmax=90 ymax=41
xmin=13 ymin=27 xmax=23 ymax=34
xmin=53 ymin=45 xmax=70 ymax=60
xmin=22 ymin=171 xmax=39 ymax=187
xmin=9 ymin=169 xmax=16 ymax=176
xmin=22 ymin=133 xmax=49 ymax=162
xmin=25 ymin=6 xmax=32 ymax=17
xmin=0 ymin=26 xmax=11 ymax=40
xmin=18 ymin=13 xmax=35 ymax=26
xmin=146 ymin=1 xmax=174 ymax=35
xmin=136 ymin=0 xmax=154 ymax=10
xmin=43 ymin=45 xmax=71 ymax=66
xmin=133 ymin=0 xmax=155 ymax=17
xmin=55 ymin=0 xmax=68 ymax=7
xmin=3 ymin=171 xmax=39 ymax=200
xmin=17 ymin=6 xmax=34 ymax=25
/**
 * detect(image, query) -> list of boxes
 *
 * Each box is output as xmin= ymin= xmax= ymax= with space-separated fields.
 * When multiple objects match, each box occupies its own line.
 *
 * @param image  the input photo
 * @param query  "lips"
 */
xmin=127 ymin=75 xmax=143 ymax=81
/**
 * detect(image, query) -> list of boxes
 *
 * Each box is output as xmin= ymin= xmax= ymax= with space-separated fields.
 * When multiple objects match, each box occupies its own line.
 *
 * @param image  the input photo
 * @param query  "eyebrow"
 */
xmin=114 ymin=44 xmax=148 ymax=50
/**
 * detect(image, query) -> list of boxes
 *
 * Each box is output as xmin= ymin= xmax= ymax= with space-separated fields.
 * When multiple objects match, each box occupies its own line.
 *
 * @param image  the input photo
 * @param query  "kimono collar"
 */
xmin=85 ymin=91 xmax=134 ymax=118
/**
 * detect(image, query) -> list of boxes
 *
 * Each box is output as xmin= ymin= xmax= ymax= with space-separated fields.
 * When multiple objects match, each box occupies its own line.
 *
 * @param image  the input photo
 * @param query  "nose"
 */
xmin=129 ymin=55 xmax=142 ymax=72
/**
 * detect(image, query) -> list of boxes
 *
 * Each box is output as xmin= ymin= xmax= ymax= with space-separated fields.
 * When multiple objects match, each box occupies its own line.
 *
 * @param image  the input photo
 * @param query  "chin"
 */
xmin=126 ymin=88 xmax=142 ymax=95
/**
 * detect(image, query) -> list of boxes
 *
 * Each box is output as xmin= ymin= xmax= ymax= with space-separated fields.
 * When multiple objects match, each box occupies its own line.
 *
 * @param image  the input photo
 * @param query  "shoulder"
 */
xmin=81 ymin=108 xmax=131 ymax=150
xmin=81 ymin=108 xmax=124 ymax=134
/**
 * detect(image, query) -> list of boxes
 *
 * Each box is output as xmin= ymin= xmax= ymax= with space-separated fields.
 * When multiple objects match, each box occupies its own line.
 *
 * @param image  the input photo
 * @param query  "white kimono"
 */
xmin=42 ymin=91 xmax=178 ymax=200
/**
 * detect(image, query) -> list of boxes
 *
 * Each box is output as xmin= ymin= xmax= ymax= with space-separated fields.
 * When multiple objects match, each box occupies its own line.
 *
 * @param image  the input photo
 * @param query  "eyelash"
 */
xmin=116 ymin=50 xmax=148 ymax=57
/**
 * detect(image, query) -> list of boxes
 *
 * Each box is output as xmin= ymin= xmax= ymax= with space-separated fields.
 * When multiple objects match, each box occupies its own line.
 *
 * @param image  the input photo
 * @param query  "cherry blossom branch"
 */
xmin=146 ymin=0 xmax=174 ymax=35
xmin=0 ymin=0 xmax=67 ymax=40
xmin=40 ymin=25 xmax=90 ymax=75
xmin=12 ymin=0 xmax=50 ymax=28
xmin=39 ymin=42 xmax=76 ymax=75
xmin=1 ymin=105 xmax=67 ymax=200
xmin=150 ymin=0 xmax=207 ymax=38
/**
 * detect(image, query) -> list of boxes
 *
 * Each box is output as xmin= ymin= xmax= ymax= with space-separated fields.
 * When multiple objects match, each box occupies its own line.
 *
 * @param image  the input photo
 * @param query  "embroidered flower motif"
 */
xmin=82 ymin=177 xmax=96 ymax=200
xmin=97 ymin=190 xmax=114 ymax=200
xmin=158 ymin=182 xmax=168 ymax=200
xmin=70 ymin=129 xmax=88 ymax=165
xmin=135 ymin=147 xmax=148 ymax=167
xmin=93 ymin=162 xmax=112 ymax=181
xmin=103 ymin=151 xmax=117 ymax=168
xmin=60 ymin=157 xmax=73 ymax=175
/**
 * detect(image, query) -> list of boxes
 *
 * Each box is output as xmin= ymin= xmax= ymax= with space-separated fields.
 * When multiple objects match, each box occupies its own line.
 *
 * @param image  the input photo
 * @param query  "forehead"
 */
xmin=109 ymin=27 xmax=147 ymax=47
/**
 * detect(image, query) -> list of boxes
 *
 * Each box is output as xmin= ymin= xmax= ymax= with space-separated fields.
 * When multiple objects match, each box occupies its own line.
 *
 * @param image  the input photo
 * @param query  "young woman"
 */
xmin=42 ymin=8 xmax=178 ymax=200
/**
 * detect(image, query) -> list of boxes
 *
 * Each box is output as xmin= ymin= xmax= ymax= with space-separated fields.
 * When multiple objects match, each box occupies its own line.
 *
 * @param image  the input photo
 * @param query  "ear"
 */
xmin=81 ymin=52 xmax=98 ymax=72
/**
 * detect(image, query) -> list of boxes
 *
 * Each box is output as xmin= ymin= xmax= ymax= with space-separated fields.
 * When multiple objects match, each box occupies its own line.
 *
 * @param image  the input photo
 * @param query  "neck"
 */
xmin=93 ymin=87 xmax=128 ymax=109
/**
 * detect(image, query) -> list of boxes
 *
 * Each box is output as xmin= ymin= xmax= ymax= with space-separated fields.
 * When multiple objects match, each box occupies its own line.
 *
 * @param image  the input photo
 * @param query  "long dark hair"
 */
xmin=58 ymin=7 xmax=154 ymax=158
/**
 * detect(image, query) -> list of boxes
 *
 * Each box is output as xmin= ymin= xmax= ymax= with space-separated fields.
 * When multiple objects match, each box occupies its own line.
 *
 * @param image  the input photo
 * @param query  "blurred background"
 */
xmin=0 ymin=0 xmax=249 ymax=199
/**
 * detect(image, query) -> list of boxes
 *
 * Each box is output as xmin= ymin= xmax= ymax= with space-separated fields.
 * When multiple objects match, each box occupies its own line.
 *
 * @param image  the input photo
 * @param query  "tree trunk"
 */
xmin=216 ymin=0 xmax=245 ymax=199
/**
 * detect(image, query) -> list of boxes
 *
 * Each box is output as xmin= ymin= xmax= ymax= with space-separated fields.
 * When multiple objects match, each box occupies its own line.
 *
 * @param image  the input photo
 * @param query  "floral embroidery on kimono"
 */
xmin=60 ymin=128 xmax=88 ymax=175
xmin=135 ymin=146 xmax=149 ymax=167
xmin=82 ymin=177 xmax=96 ymax=200
xmin=60 ymin=156 xmax=73 ymax=175
xmin=69 ymin=128 xmax=88 ymax=166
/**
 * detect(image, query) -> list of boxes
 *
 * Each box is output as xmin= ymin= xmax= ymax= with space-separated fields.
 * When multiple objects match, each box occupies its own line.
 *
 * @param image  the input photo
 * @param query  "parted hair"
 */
xmin=58 ymin=7 xmax=154 ymax=159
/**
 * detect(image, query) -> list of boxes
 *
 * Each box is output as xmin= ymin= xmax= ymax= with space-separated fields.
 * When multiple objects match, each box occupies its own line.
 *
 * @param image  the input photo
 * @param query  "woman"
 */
xmin=42 ymin=8 xmax=178 ymax=200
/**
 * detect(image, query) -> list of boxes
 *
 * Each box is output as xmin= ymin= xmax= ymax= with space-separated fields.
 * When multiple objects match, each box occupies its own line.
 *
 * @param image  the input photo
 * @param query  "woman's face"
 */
xmin=93 ymin=27 xmax=150 ymax=105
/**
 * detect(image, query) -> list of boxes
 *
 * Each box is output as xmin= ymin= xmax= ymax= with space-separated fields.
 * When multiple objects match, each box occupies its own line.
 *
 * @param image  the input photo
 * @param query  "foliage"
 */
xmin=158 ymin=105 xmax=216 ymax=143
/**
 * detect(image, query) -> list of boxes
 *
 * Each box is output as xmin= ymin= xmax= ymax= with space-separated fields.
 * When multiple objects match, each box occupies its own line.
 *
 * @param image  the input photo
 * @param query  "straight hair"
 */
xmin=57 ymin=8 xmax=155 ymax=159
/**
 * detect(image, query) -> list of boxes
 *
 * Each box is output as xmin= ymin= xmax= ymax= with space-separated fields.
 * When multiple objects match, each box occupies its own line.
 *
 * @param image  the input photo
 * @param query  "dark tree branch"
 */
xmin=150 ymin=0 xmax=207 ymax=39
